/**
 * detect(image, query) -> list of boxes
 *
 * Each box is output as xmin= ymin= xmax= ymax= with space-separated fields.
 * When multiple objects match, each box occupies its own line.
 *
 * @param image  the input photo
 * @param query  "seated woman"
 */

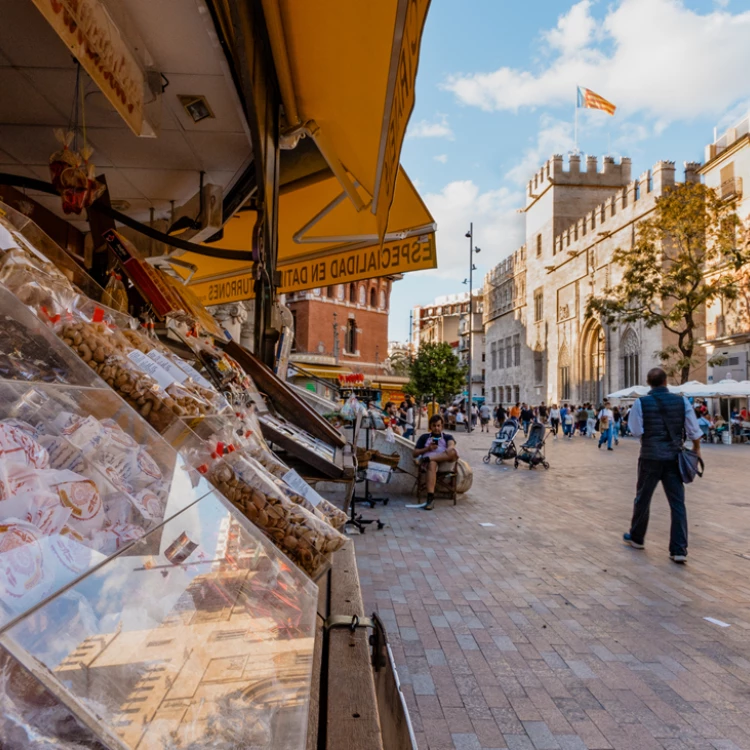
xmin=412 ymin=414 xmax=458 ymax=511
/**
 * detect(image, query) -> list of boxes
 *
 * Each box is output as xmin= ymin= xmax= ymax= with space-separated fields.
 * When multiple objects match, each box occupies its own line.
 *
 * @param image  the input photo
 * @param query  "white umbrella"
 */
xmin=669 ymin=380 xmax=715 ymax=397
xmin=712 ymin=379 xmax=750 ymax=397
xmin=607 ymin=385 xmax=650 ymax=399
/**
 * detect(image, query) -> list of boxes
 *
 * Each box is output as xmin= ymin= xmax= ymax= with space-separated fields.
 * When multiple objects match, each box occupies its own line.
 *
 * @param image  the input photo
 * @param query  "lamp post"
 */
xmin=463 ymin=224 xmax=481 ymax=432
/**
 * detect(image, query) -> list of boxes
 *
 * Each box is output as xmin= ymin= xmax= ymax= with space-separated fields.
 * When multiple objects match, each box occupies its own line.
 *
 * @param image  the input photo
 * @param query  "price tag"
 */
xmin=147 ymin=349 xmax=189 ymax=384
xmin=282 ymin=469 xmax=324 ymax=507
xmin=172 ymin=358 xmax=214 ymax=389
xmin=127 ymin=350 xmax=175 ymax=391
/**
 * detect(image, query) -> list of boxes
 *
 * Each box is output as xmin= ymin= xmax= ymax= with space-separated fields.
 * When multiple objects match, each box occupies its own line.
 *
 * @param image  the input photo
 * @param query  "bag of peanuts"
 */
xmin=201 ymin=447 xmax=346 ymax=579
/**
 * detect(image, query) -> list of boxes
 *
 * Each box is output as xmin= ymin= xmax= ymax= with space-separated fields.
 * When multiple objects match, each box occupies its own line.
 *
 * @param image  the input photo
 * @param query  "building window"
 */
xmin=505 ymin=386 xmax=512 ymax=403
xmin=505 ymin=337 xmax=512 ymax=368
xmin=559 ymin=343 xmax=571 ymax=400
xmin=327 ymin=285 xmax=335 ymax=298
xmin=491 ymin=342 xmax=497 ymax=370
xmin=534 ymin=288 xmax=544 ymax=323
xmin=534 ymin=348 xmax=544 ymax=384
xmin=481 ymin=351 xmax=485 ymax=363
xmin=379 ymin=290 xmax=386 ymax=309
xmin=345 ymin=319 xmax=357 ymax=353
xmin=536 ymin=234 xmax=542 ymax=257
xmin=491 ymin=387 xmax=496 ymax=403
xmin=513 ymin=334 xmax=521 ymax=366
xmin=358 ymin=285 xmax=366 ymax=305
xmin=349 ymin=283 xmax=356 ymax=303
xmin=621 ymin=329 xmax=640 ymax=388
xmin=370 ymin=288 xmax=377 ymax=307
xmin=513 ymin=385 xmax=520 ymax=404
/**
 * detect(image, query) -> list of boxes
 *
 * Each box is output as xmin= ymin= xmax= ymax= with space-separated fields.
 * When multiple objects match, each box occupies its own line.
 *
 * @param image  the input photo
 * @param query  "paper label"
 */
xmin=282 ymin=469 xmax=324 ymax=507
xmin=127 ymin=350 xmax=175 ymax=390
xmin=172 ymin=358 xmax=214 ymax=390
xmin=147 ymin=349 xmax=189 ymax=384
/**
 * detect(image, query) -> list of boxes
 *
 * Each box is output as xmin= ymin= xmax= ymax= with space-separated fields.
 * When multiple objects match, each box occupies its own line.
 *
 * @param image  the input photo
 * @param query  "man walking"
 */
xmin=623 ymin=368 xmax=703 ymax=563
xmin=479 ymin=402 xmax=491 ymax=432
xmin=520 ymin=403 xmax=534 ymax=436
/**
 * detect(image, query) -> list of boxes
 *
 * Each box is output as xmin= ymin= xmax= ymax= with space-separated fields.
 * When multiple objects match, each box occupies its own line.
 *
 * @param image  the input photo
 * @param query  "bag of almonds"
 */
xmin=55 ymin=318 xmax=206 ymax=433
xmin=220 ymin=415 xmax=348 ymax=531
xmin=206 ymin=450 xmax=346 ymax=579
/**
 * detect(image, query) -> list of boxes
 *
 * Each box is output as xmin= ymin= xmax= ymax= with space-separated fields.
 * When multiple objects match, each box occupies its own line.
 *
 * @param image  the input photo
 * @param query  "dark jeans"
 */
xmin=629 ymin=458 xmax=688 ymax=556
xmin=550 ymin=418 xmax=560 ymax=435
xmin=522 ymin=420 xmax=530 ymax=435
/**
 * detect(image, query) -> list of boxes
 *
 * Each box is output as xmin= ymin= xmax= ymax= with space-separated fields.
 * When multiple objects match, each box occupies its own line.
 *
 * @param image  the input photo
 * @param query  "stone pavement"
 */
xmin=352 ymin=429 xmax=750 ymax=750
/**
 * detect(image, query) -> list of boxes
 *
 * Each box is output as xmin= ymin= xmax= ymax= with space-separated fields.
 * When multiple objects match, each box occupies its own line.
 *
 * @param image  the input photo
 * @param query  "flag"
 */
xmin=577 ymin=86 xmax=616 ymax=116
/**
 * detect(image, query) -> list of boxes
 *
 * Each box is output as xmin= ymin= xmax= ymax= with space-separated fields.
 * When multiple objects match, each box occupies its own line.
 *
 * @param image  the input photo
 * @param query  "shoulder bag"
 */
xmin=651 ymin=395 xmax=704 ymax=484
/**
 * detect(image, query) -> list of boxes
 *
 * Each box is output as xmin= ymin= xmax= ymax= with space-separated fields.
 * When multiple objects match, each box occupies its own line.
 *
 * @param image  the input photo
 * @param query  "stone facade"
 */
xmin=484 ymin=154 xmax=703 ymax=407
xmin=700 ymin=117 xmax=750 ymax=384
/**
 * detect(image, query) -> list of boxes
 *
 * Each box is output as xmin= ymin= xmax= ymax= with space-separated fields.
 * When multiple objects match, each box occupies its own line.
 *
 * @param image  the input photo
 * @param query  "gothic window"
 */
xmin=534 ymin=288 xmax=544 ymax=323
xmin=513 ymin=334 xmax=521 ymax=366
xmin=505 ymin=337 xmax=512 ymax=368
xmin=559 ymin=343 xmax=571 ymax=400
xmin=505 ymin=386 xmax=512 ymax=403
xmin=370 ymin=288 xmax=377 ymax=307
xmin=345 ymin=319 xmax=357 ymax=353
xmin=621 ymin=329 xmax=640 ymax=388
xmin=534 ymin=347 xmax=544 ymax=385
xmin=349 ymin=283 xmax=357 ymax=303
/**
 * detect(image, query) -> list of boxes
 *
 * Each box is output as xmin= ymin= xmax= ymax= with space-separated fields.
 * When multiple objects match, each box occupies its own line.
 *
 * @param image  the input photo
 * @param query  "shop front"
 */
xmin=0 ymin=1 xmax=433 ymax=748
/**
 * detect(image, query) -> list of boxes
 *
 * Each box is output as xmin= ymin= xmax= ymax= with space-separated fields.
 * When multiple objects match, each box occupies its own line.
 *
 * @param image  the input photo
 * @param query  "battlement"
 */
xmin=528 ymin=154 xmax=632 ymax=197
xmin=551 ymin=159 xmax=682 ymax=256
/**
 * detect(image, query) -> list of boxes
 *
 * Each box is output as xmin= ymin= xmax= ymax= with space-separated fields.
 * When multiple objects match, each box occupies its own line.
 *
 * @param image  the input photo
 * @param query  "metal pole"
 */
xmin=468 ymin=222 xmax=473 ymax=433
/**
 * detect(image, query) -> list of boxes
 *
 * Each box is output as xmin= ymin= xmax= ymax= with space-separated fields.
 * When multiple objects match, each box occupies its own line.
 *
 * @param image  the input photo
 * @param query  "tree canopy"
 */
xmin=586 ymin=180 xmax=748 ymax=383
xmin=407 ymin=342 xmax=466 ymax=402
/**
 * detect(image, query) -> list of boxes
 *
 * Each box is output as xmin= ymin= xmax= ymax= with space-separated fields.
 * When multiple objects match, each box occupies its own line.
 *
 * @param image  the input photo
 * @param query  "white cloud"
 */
xmin=421 ymin=181 xmax=525 ymax=279
xmin=407 ymin=114 xmax=454 ymax=139
xmin=443 ymin=0 xmax=750 ymax=125
xmin=506 ymin=116 xmax=575 ymax=185
xmin=434 ymin=154 xmax=448 ymax=164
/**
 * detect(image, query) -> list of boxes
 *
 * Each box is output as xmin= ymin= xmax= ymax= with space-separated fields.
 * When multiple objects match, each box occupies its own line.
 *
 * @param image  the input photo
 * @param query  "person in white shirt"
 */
xmin=597 ymin=401 xmax=615 ymax=450
xmin=549 ymin=404 xmax=561 ymax=439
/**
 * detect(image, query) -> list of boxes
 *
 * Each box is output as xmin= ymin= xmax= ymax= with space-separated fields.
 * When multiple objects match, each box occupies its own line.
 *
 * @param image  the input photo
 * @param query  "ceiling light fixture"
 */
xmin=178 ymin=95 xmax=215 ymax=124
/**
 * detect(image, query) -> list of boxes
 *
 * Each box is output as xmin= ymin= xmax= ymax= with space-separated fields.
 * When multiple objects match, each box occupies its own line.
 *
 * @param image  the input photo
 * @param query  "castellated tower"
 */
xmin=525 ymin=154 xmax=632 ymax=256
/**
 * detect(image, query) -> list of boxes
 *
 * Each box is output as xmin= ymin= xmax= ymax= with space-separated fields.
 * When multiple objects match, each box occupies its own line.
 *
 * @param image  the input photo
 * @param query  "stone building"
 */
xmin=700 ymin=116 xmax=750 ymax=383
xmin=483 ymin=153 xmax=702 ymax=407
xmin=285 ymin=278 xmax=394 ymax=397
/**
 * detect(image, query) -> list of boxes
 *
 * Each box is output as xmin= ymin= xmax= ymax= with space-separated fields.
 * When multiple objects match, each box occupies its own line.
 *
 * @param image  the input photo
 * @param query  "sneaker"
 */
xmin=598 ymin=442 xmax=602 ymax=450
xmin=623 ymin=533 xmax=644 ymax=549
xmin=670 ymin=553 xmax=687 ymax=564
xmin=607 ymin=447 xmax=614 ymax=451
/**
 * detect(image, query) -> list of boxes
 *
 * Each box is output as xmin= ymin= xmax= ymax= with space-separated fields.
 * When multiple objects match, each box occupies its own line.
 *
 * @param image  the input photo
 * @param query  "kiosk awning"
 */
xmin=177 ymin=166 xmax=436 ymax=304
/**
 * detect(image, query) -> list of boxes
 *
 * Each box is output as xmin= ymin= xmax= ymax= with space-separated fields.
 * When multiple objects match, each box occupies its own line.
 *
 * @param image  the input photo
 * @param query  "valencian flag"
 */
xmin=577 ymin=86 xmax=616 ymax=115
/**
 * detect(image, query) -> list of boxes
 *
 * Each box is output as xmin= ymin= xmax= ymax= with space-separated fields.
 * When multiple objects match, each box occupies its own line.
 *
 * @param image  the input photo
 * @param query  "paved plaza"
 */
xmin=353 ymin=431 xmax=750 ymax=750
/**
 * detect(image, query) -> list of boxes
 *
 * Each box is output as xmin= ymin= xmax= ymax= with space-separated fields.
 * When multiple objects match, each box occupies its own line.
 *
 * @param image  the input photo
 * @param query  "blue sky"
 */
xmin=391 ymin=0 xmax=750 ymax=341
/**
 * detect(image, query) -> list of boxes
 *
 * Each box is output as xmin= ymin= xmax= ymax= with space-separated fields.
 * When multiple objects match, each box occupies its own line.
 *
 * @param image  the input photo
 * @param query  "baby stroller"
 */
xmin=514 ymin=421 xmax=550 ymax=470
xmin=483 ymin=418 xmax=519 ymax=464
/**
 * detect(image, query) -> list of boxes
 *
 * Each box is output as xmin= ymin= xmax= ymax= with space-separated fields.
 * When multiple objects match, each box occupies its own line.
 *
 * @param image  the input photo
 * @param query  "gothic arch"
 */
xmin=580 ymin=319 xmax=606 ymax=404
xmin=620 ymin=328 xmax=640 ymax=388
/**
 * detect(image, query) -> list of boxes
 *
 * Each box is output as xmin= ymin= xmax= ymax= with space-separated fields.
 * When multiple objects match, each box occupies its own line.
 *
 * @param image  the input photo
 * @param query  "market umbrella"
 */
xmin=712 ymin=379 xmax=750 ymax=397
xmin=668 ymin=380 xmax=714 ymax=397
xmin=607 ymin=385 xmax=650 ymax=399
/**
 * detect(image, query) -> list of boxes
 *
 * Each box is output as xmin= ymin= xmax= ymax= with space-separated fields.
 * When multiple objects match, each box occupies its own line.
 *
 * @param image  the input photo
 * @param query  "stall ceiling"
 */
xmin=0 ymin=0 xmax=252 ymax=231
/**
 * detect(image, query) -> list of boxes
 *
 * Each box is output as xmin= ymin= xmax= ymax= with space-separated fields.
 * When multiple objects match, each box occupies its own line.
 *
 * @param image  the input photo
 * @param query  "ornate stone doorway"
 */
xmin=581 ymin=320 xmax=606 ymax=404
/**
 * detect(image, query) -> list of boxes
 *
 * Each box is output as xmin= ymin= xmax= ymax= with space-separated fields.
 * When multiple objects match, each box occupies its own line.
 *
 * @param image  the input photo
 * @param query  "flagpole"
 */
xmin=574 ymin=86 xmax=579 ymax=154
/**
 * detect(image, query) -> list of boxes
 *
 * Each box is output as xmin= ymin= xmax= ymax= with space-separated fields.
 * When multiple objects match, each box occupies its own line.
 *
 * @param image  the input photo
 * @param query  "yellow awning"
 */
xmin=266 ymin=0 xmax=432 ymax=239
xmin=177 ymin=165 xmax=436 ymax=304
xmin=289 ymin=365 xmax=351 ymax=380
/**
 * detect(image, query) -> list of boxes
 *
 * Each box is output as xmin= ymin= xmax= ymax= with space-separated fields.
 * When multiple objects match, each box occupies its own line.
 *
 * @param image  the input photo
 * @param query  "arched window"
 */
xmin=345 ymin=319 xmax=357 ymax=353
xmin=327 ymin=285 xmax=335 ymax=298
xmin=370 ymin=287 xmax=377 ymax=308
xmin=358 ymin=285 xmax=366 ymax=305
xmin=581 ymin=320 xmax=606 ymax=404
xmin=349 ymin=283 xmax=356 ymax=303
xmin=379 ymin=290 xmax=386 ymax=309
xmin=559 ymin=343 xmax=571 ymax=400
xmin=621 ymin=329 xmax=640 ymax=388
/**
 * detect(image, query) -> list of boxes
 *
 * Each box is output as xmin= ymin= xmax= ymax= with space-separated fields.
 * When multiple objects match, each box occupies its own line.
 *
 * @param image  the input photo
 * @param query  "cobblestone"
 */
xmin=353 ymin=432 xmax=750 ymax=749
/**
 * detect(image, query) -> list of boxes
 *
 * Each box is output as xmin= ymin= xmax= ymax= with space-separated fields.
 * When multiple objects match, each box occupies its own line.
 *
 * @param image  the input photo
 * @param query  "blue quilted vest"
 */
xmin=640 ymin=387 xmax=685 ymax=461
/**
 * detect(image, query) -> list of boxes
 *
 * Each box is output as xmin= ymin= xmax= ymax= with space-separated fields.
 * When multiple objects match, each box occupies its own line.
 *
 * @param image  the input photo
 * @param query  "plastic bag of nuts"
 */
xmin=206 ymin=451 xmax=346 ymax=579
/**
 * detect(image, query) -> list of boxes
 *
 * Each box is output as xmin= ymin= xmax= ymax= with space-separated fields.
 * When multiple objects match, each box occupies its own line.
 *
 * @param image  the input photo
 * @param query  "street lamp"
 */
xmin=464 ymin=223 xmax=481 ymax=432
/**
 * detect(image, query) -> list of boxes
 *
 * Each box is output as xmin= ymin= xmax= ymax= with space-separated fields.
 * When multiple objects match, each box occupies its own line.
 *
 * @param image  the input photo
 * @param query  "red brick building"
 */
xmin=286 ymin=278 xmax=404 ymax=398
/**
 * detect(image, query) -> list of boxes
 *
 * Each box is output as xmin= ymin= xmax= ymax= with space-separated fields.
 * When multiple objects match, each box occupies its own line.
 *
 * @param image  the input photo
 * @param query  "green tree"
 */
xmin=407 ymin=342 xmax=467 ymax=402
xmin=586 ymin=181 xmax=748 ymax=383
